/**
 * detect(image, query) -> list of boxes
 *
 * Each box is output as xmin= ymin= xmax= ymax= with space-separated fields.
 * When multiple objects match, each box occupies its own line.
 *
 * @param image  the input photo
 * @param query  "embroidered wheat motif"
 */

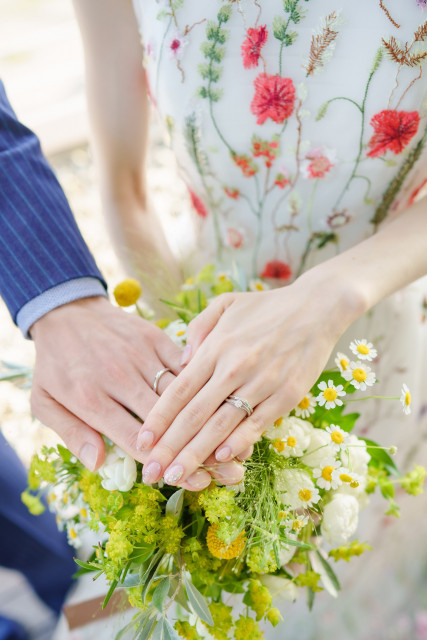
xmin=304 ymin=12 xmax=341 ymax=76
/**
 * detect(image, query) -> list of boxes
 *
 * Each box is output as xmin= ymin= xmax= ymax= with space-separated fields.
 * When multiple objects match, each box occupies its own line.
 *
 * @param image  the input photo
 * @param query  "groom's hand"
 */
xmin=29 ymin=296 xmax=246 ymax=489
xmin=30 ymin=296 xmax=182 ymax=470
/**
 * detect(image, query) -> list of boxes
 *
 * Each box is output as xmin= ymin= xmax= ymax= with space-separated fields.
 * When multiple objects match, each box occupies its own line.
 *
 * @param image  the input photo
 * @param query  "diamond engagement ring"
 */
xmin=153 ymin=367 xmax=171 ymax=394
xmin=225 ymin=395 xmax=254 ymax=416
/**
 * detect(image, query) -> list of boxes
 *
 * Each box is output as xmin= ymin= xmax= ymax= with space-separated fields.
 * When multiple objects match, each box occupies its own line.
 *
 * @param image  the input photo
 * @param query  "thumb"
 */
xmin=183 ymin=293 xmax=235 ymax=365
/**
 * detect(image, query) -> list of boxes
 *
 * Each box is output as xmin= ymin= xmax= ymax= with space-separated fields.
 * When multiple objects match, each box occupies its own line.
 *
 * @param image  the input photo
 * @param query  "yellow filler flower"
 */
xmin=113 ymin=279 xmax=142 ymax=307
xmin=206 ymin=524 xmax=246 ymax=559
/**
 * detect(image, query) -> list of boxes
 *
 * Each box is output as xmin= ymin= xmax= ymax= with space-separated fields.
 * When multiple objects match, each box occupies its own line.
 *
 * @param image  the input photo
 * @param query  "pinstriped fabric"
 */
xmin=0 ymin=80 xmax=106 ymax=323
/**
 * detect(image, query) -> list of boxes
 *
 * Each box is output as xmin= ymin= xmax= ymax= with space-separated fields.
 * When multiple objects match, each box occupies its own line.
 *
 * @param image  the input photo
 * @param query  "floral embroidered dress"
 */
xmin=132 ymin=1 xmax=427 ymax=638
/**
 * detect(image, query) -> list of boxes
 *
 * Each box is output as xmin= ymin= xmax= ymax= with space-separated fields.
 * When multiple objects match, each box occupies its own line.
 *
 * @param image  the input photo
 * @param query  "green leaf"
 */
xmin=151 ymin=618 xmax=180 ymax=640
xmin=166 ymin=489 xmax=184 ymax=519
xmin=311 ymin=551 xmax=341 ymax=597
xmin=307 ymin=587 xmax=315 ymax=611
xmin=362 ymin=438 xmax=400 ymax=476
xmin=379 ymin=478 xmax=395 ymax=500
xmin=184 ymin=574 xmax=214 ymax=625
xmin=102 ymin=579 xmax=118 ymax=610
xmin=337 ymin=412 xmax=360 ymax=433
xmin=152 ymin=578 xmax=171 ymax=612
xmin=137 ymin=618 xmax=157 ymax=640
xmin=169 ymin=578 xmax=191 ymax=612
xmin=279 ymin=535 xmax=315 ymax=550
xmin=114 ymin=613 xmax=144 ymax=640
xmin=57 ymin=444 xmax=72 ymax=462
xmin=74 ymin=558 xmax=103 ymax=573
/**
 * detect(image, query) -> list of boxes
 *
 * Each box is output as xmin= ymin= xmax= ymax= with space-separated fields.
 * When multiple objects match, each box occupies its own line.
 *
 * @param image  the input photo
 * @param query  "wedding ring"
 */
xmin=225 ymin=395 xmax=254 ymax=417
xmin=153 ymin=367 xmax=171 ymax=394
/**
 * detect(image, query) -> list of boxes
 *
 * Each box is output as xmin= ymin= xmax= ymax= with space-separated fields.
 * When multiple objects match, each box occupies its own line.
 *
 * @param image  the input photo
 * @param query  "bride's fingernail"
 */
xmin=137 ymin=430 xmax=154 ymax=450
xmin=186 ymin=470 xmax=211 ymax=490
xmin=142 ymin=461 xmax=161 ymax=485
xmin=164 ymin=464 xmax=184 ymax=485
xmin=79 ymin=443 xmax=98 ymax=471
xmin=216 ymin=446 xmax=232 ymax=462
xmin=180 ymin=344 xmax=192 ymax=367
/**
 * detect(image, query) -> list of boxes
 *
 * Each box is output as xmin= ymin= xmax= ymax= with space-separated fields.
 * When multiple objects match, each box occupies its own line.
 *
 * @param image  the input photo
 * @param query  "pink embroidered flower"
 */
xmin=188 ymin=188 xmax=208 ymax=218
xmin=367 ymin=110 xmax=420 ymax=157
xmin=302 ymin=147 xmax=336 ymax=179
xmin=232 ymin=153 xmax=258 ymax=177
xmin=251 ymin=74 xmax=296 ymax=125
xmin=260 ymin=260 xmax=292 ymax=280
xmin=274 ymin=169 xmax=290 ymax=189
xmin=167 ymin=31 xmax=188 ymax=60
xmin=224 ymin=187 xmax=240 ymax=199
xmin=225 ymin=227 xmax=245 ymax=249
xmin=241 ymin=25 xmax=268 ymax=69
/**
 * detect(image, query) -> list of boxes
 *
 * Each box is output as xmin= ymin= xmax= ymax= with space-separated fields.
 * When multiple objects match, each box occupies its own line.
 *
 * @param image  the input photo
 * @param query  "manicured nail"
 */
xmin=215 ymin=446 xmax=232 ymax=462
xmin=186 ymin=470 xmax=211 ymax=490
xmin=215 ymin=461 xmax=244 ymax=485
xmin=180 ymin=344 xmax=192 ymax=367
xmin=142 ymin=461 xmax=162 ymax=485
xmin=235 ymin=445 xmax=254 ymax=461
xmin=79 ymin=443 xmax=98 ymax=471
xmin=164 ymin=464 xmax=184 ymax=485
xmin=137 ymin=430 xmax=154 ymax=451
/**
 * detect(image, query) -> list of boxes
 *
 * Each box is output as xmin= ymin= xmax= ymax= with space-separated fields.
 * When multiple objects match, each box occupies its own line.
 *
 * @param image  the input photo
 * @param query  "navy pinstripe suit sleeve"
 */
xmin=0 ymin=80 xmax=107 ymax=325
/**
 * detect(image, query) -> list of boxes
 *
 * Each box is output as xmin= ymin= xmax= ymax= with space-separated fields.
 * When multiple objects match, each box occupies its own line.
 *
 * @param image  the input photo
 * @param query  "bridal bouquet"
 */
xmin=20 ymin=266 xmax=425 ymax=640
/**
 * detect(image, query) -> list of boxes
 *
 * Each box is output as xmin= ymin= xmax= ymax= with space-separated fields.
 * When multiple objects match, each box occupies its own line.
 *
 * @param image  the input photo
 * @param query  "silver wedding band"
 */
xmin=153 ymin=367 xmax=171 ymax=394
xmin=225 ymin=395 xmax=254 ymax=417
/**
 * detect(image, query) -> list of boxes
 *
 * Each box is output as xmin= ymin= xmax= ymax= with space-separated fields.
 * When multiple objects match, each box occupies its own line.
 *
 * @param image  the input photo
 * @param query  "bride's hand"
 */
xmin=137 ymin=266 xmax=366 ymax=487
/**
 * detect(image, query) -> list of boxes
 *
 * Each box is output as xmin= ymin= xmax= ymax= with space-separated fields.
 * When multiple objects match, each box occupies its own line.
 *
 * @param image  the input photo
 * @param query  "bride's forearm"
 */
xmin=301 ymin=196 xmax=427 ymax=321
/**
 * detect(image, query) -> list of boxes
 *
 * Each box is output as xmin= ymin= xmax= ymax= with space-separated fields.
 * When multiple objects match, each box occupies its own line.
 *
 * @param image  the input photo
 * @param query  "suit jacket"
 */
xmin=0 ymin=80 xmax=106 ymax=325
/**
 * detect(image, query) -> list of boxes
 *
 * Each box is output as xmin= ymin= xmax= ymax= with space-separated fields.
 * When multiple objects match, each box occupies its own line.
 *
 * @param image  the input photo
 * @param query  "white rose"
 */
xmin=321 ymin=494 xmax=359 ymax=545
xmin=98 ymin=447 xmax=137 ymax=492
xmin=340 ymin=434 xmax=371 ymax=476
xmin=301 ymin=428 xmax=335 ymax=467
xmin=259 ymin=575 xmax=299 ymax=603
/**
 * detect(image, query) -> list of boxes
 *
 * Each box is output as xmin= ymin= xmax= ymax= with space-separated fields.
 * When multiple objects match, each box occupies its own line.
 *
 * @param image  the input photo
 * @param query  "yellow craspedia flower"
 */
xmin=206 ymin=524 xmax=245 ymax=559
xmin=113 ymin=279 xmax=142 ymax=306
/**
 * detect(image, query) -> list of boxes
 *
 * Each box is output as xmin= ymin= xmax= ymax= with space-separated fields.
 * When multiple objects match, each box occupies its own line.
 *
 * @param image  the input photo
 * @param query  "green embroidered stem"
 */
xmin=371 ymin=123 xmax=427 ymax=228
xmin=155 ymin=17 xmax=173 ymax=102
xmin=307 ymin=178 xmax=319 ymax=234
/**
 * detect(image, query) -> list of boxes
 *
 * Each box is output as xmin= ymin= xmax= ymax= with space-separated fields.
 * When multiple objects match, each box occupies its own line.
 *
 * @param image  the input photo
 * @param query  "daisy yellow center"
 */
xmin=323 ymin=388 xmax=337 ymax=402
xmin=298 ymin=488 xmax=312 ymax=502
xmin=286 ymin=436 xmax=297 ymax=448
xmin=63 ymin=493 xmax=68 ymax=504
xmin=357 ymin=344 xmax=370 ymax=355
xmin=80 ymin=508 xmax=88 ymax=519
xmin=219 ymin=274 xmax=227 ymax=281
xmin=185 ymin=277 xmax=195 ymax=285
xmin=298 ymin=397 xmax=310 ymax=410
xmin=274 ymin=417 xmax=283 ymax=427
xmin=48 ymin=492 xmax=55 ymax=503
xmin=255 ymin=283 xmax=264 ymax=291
xmin=273 ymin=439 xmax=285 ymax=452
xmin=322 ymin=465 xmax=334 ymax=481
xmin=405 ymin=391 xmax=411 ymax=406
xmin=331 ymin=430 xmax=344 ymax=444
xmin=69 ymin=528 xmax=77 ymax=539
xmin=350 ymin=480 xmax=360 ymax=488
xmin=176 ymin=330 xmax=185 ymax=337
xmin=340 ymin=358 xmax=349 ymax=370
xmin=292 ymin=520 xmax=303 ymax=531
xmin=340 ymin=473 xmax=353 ymax=483
xmin=206 ymin=525 xmax=246 ymax=559
xmin=278 ymin=510 xmax=288 ymax=519
xmin=353 ymin=368 xmax=367 ymax=382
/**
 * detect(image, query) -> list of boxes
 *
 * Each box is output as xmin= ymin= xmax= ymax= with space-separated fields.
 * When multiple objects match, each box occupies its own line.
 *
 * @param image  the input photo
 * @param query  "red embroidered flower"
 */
xmin=241 ymin=25 xmax=268 ymax=69
xmin=251 ymin=74 xmax=295 ymax=125
xmin=274 ymin=172 xmax=290 ymax=189
xmin=260 ymin=260 xmax=292 ymax=280
xmin=224 ymin=187 xmax=240 ymax=199
xmin=252 ymin=137 xmax=280 ymax=167
xmin=367 ymin=110 xmax=420 ymax=158
xmin=188 ymin=188 xmax=208 ymax=218
xmin=408 ymin=177 xmax=427 ymax=206
xmin=232 ymin=154 xmax=258 ymax=177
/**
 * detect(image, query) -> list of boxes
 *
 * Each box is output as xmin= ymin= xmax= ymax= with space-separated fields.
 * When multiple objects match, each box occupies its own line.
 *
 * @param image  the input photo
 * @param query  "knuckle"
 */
xmin=73 ymin=381 xmax=102 ymax=413
xmin=245 ymin=415 xmax=267 ymax=441
xmin=173 ymin=377 xmax=192 ymax=401
xmin=210 ymin=412 xmax=234 ymax=437
xmin=152 ymin=441 xmax=177 ymax=462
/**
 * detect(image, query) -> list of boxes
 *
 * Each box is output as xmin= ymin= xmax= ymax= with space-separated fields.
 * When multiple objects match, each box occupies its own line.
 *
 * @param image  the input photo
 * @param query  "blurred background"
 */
xmin=0 ymin=1 xmax=185 ymax=637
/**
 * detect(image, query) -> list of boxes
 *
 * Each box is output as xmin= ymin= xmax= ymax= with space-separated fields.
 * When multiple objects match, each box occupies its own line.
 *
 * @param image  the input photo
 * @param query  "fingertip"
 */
xmin=79 ymin=437 xmax=105 ymax=471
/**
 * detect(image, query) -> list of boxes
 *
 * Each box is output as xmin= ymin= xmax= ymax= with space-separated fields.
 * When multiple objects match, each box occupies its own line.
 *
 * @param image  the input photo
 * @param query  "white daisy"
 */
xmin=291 ymin=514 xmax=309 ymax=533
xmin=331 ymin=467 xmax=361 ymax=490
xmin=325 ymin=424 xmax=348 ymax=452
xmin=278 ymin=470 xmax=320 ymax=508
xmin=400 ymin=383 xmax=412 ymax=415
xmin=313 ymin=459 xmax=342 ymax=490
xmin=335 ymin=351 xmax=350 ymax=374
xmin=66 ymin=522 xmax=84 ymax=549
xmin=341 ymin=361 xmax=376 ymax=391
xmin=163 ymin=319 xmax=187 ymax=347
xmin=249 ymin=278 xmax=270 ymax=292
xmin=294 ymin=392 xmax=317 ymax=418
xmin=317 ymin=380 xmax=346 ymax=409
xmin=349 ymin=339 xmax=378 ymax=361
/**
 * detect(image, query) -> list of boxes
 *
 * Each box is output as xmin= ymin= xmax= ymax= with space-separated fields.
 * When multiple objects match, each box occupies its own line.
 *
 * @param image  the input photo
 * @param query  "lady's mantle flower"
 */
xmin=294 ymin=392 xmax=317 ymax=418
xmin=321 ymin=494 xmax=359 ymax=545
xmin=349 ymin=339 xmax=377 ymax=361
xmin=317 ymin=380 xmax=346 ymax=409
xmin=313 ymin=459 xmax=342 ymax=491
xmin=113 ymin=279 xmax=142 ymax=307
xmin=251 ymin=73 xmax=296 ymax=125
xmin=325 ymin=424 xmax=348 ymax=452
xmin=341 ymin=361 xmax=376 ymax=391
xmin=335 ymin=351 xmax=350 ymax=373
xmin=241 ymin=25 xmax=268 ymax=68
xmin=98 ymin=447 xmax=137 ymax=492
xmin=367 ymin=110 xmax=420 ymax=158
xmin=260 ymin=260 xmax=292 ymax=280
xmin=167 ymin=30 xmax=188 ymax=60
xmin=302 ymin=147 xmax=336 ymax=179
xmin=400 ymin=383 xmax=412 ymax=415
